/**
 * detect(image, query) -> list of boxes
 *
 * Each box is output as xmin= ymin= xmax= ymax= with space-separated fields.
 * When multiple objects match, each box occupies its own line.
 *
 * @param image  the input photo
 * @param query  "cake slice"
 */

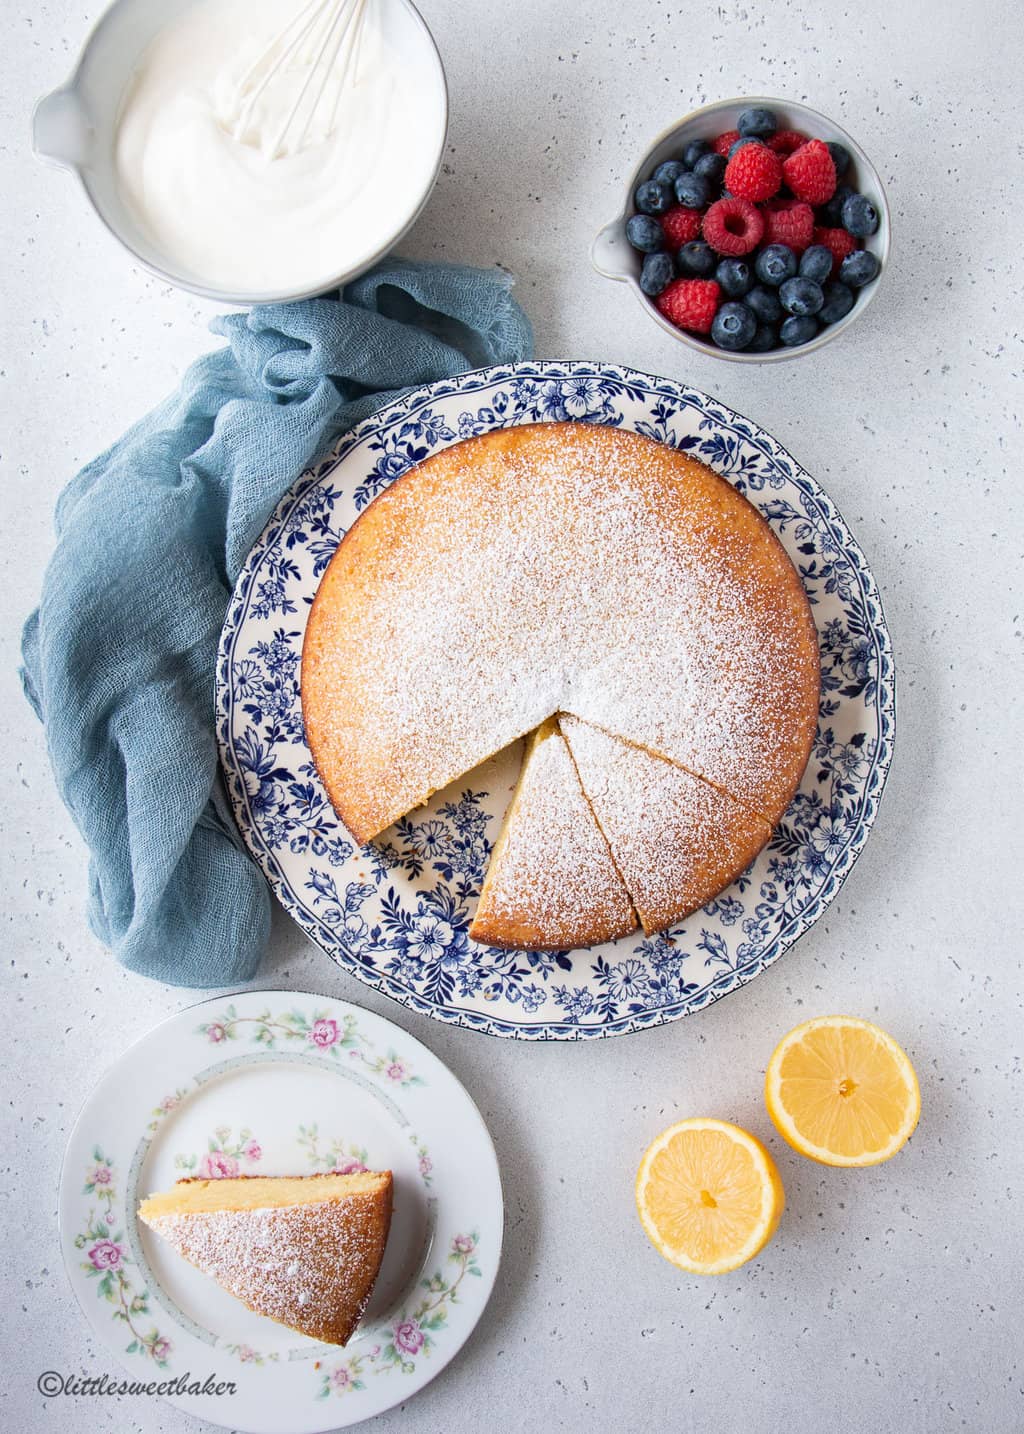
xmin=470 ymin=718 xmax=637 ymax=949
xmin=560 ymin=716 xmax=773 ymax=934
xmin=138 ymin=1170 xmax=392 ymax=1346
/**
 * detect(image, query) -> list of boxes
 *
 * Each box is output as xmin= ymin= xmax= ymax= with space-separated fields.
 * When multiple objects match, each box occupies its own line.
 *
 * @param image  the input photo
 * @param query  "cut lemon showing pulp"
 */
xmin=635 ymin=1118 xmax=784 ymax=1275
xmin=765 ymin=1015 xmax=920 ymax=1167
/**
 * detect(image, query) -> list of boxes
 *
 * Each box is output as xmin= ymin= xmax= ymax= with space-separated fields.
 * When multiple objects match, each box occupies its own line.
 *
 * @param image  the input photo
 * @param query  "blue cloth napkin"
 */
xmin=21 ymin=259 xmax=534 ymax=988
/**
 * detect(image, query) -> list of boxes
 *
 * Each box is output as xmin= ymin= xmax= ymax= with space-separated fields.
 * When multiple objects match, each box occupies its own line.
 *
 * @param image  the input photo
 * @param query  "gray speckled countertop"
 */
xmin=2 ymin=1 xmax=1023 ymax=1431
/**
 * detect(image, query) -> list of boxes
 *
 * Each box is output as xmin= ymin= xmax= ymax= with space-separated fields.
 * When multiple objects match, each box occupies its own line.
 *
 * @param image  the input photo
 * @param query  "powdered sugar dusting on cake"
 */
xmin=144 ymin=1188 xmax=390 ymax=1346
xmin=561 ymin=716 xmax=774 ymax=934
xmin=470 ymin=721 xmax=636 ymax=947
xmin=302 ymin=422 xmax=820 ymax=841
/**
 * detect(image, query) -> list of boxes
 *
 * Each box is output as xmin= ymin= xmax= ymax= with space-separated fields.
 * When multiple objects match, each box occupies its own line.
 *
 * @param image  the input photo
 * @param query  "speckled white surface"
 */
xmin=2 ymin=1 xmax=1023 ymax=1431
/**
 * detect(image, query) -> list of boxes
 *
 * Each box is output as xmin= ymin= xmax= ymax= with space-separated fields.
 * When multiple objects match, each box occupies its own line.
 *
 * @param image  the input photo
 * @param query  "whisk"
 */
xmin=226 ymin=0 xmax=372 ymax=161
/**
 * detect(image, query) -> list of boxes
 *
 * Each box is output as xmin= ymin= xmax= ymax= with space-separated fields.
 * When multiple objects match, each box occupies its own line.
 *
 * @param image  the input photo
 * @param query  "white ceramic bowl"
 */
xmin=32 ymin=0 xmax=448 ymax=305
xmin=592 ymin=96 xmax=890 ymax=363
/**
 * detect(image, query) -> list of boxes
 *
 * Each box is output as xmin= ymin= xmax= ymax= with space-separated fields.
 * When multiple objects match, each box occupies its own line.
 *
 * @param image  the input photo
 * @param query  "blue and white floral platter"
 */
xmin=216 ymin=362 xmax=895 ymax=1041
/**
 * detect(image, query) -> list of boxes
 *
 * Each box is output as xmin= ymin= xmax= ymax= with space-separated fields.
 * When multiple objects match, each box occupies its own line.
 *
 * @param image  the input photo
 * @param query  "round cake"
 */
xmin=301 ymin=420 xmax=820 ymax=947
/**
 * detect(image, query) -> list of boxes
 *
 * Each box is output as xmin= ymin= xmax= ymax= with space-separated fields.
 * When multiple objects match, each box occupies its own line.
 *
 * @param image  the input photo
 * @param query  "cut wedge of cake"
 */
xmin=138 ymin=1171 xmax=392 ymax=1346
xmin=560 ymin=716 xmax=774 ymax=934
xmin=469 ymin=718 xmax=638 ymax=949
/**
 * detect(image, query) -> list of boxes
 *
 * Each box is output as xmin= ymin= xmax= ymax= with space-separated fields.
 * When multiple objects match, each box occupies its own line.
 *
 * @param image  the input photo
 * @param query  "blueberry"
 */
xmin=780 ymin=276 xmax=825 ymax=316
xmin=711 ymin=301 xmax=758 ymax=351
xmin=826 ymin=141 xmax=852 ymax=179
xmin=799 ymin=245 xmax=833 ymax=285
xmin=818 ymin=281 xmax=856 ymax=324
xmin=745 ymin=284 xmax=784 ymax=323
xmin=625 ymin=213 xmax=665 ymax=253
xmin=634 ymin=179 xmax=674 ymax=216
xmin=737 ymin=106 xmax=777 ymax=138
xmin=639 ymin=251 xmax=675 ymax=296
xmin=652 ymin=160 xmax=687 ymax=187
xmin=779 ymin=314 xmax=818 ymax=346
xmin=755 ymin=243 xmax=798 ymax=286
xmin=716 ymin=257 xmax=754 ymax=298
xmin=839 ymin=248 xmax=881 ymax=288
xmin=842 ymin=192 xmax=879 ymax=237
xmin=729 ymin=136 xmax=763 ymax=158
xmin=683 ymin=138 xmax=712 ymax=169
xmin=674 ymin=171 xmax=710 ymax=209
xmin=693 ymin=152 xmax=727 ymax=189
xmin=677 ymin=240 xmax=717 ymax=277
xmin=746 ymin=323 xmax=779 ymax=352
xmin=818 ymin=184 xmax=853 ymax=227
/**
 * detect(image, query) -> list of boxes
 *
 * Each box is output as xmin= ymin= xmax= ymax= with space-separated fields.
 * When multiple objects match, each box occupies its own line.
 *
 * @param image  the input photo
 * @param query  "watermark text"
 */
xmin=38 ymin=1370 xmax=237 ymax=1398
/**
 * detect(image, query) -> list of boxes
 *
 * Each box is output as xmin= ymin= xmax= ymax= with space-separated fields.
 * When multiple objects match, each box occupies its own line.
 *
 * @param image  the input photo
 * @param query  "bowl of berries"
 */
xmin=592 ymin=97 xmax=889 ymax=360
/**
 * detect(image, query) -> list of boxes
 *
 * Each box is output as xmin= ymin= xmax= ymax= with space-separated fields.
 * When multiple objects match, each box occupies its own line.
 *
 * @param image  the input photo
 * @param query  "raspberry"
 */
xmin=655 ymin=278 xmax=721 ymax=335
xmin=766 ymin=129 xmax=807 ymax=155
xmin=762 ymin=199 xmax=815 ymax=253
xmin=712 ymin=129 xmax=741 ymax=158
xmin=724 ymin=143 xmax=782 ymax=202
xmin=782 ymin=139 xmax=837 ymax=206
xmin=660 ymin=205 xmax=703 ymax=248
xmin=813 ymin=226 xmax=859 ymax=276
xmin=702 ymin=196 xmax=765 ymax=256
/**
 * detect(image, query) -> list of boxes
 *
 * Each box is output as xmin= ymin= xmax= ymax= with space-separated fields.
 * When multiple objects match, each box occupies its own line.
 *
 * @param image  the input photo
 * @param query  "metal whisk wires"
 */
xmin=228 ymin=0 xmax=370 ymax=160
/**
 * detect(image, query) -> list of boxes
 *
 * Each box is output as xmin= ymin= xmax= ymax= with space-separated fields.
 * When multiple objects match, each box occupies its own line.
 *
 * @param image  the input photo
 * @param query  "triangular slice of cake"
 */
xmin=470 ymin=718 xmax=638 ymax=949
xmin=138 ymin=1171 xmax=392 ymax=1347
xmin=560 ymin=716 xmax=773 ymax=935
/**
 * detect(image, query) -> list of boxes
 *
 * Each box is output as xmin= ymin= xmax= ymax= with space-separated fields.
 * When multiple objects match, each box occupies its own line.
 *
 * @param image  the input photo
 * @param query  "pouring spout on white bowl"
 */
xmin=33 ymin=86 xmax=92 ymax=170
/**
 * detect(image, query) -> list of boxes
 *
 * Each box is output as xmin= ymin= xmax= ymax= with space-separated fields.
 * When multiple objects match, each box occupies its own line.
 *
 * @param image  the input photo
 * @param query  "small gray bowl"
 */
xmin=592 ymin=96 xmax=890 ymax=363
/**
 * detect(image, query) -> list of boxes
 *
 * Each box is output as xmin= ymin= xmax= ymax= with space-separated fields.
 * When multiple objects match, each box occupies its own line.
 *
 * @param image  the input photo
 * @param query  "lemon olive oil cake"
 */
xmin=560 ymin=716 xmax=774 ymax=934
xmin=470 ymin=718 xmax=637 ymax=949
xmin=301 ymin=421 xmax=820 ymax=948
xmin=139 ymin=1170 xmax=392 ymax=1346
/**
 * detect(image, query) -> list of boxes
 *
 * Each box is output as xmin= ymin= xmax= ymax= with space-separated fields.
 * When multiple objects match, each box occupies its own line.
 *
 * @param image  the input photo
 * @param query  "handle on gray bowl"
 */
xmin=590 ymin=216 xmax=634 ymax=282
xmin=33 ymin=86 xmax=91 ymax=170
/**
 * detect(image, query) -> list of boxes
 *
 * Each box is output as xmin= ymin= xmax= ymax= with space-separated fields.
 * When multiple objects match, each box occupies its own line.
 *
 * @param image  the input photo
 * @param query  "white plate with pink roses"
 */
xmin=58 ymin=989 xmax=503 ymax=1432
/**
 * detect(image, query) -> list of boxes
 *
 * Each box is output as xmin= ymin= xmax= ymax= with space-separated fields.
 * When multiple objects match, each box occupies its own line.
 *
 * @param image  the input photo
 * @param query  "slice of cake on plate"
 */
xmin=470 ymin=718 xmax=637 ymax=950
xmin=560 ymin=716 xmax=774 ymax=934
xmin=138 ymin=1170 xmax=392 ymax=1346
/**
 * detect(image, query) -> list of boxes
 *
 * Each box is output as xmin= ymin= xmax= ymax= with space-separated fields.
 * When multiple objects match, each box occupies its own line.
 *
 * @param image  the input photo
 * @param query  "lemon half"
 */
xmin=765 ymin=1015 xmax=920 ymax=1167
xmin=635 ymin=1117 xmax=784 ymax=1275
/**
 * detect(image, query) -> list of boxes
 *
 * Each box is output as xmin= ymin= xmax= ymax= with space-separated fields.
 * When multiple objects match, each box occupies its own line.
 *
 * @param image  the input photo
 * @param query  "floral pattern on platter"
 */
xmin=217 ymin=362 xmax=896 ymax=1040
xmin=296 ymin=1122 xmax=370 ymax=1175
xmin=146 ymin=1088 xmax=191 ymax=1135
xmin=222 ymin=1343 xmax=281 ymax=1367
xmin=174 ymin=1126 xmax=263 ymax=1179
xmin=295 ymin=1121 xmax=434 ymax=1187
xmin=77 ymin=1150 xmax=172 ymax=1367
xmin=196 ymin=1004 xmax=425 ymax=1087
xmin=317 ymin=1233 xmax=482 ymax=1398
xmin=408 ymin=1130 xmax=434 ymax=1188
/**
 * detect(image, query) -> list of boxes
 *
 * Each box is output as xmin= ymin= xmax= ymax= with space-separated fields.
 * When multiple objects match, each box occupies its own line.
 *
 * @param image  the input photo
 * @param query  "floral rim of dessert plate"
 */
xmin=216 ymin=361 xmax=895 ymax=1040
xmin=58 ymin=990 xmax=503 ymax=1434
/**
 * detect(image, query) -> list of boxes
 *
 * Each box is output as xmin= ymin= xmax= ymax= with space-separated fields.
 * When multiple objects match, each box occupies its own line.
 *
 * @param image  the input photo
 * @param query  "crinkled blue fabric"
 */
xmin=20 ymin=259 xmax=534 ymax=987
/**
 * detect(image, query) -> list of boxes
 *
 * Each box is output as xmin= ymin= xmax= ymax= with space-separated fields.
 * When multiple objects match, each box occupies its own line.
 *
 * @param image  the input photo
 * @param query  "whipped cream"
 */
xmin=113 ymin=0 xmax=445 ymax=295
